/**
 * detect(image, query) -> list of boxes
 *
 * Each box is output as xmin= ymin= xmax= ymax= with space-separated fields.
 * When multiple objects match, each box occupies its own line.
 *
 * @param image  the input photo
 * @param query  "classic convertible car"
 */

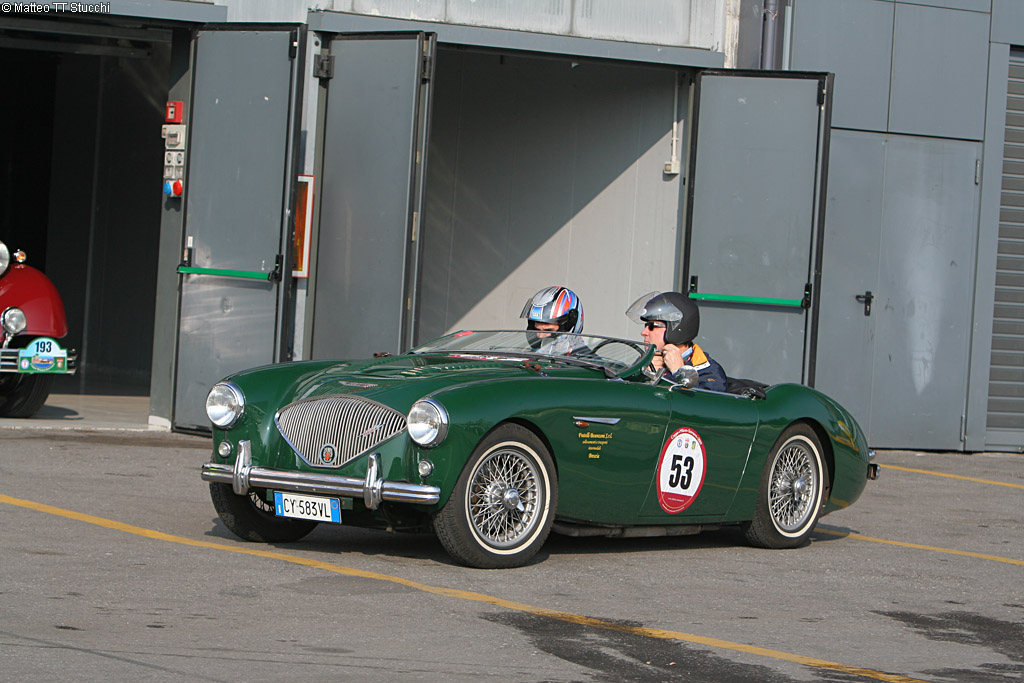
xmin=201 ymin=330 xmax=877 ymax=568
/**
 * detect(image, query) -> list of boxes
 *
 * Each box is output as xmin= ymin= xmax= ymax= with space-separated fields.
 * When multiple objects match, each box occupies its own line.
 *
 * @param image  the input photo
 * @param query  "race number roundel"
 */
xmin=657 ymin=427 xmax=707 ymax=514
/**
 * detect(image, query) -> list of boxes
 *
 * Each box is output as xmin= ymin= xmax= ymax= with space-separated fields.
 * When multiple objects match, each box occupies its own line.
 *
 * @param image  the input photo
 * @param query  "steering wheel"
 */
xmin=587 ymin=338 xmax=646 ymax=356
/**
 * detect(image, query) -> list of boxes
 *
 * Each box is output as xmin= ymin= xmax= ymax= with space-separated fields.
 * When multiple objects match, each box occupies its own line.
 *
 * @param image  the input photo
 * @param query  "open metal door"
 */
xmin=684 ymin=71 xmax=831 ymax=386
xmin=309 ymin=32 xmax=435 ymax=360
xmin=173 ymin=27 xmax=304 ymax=430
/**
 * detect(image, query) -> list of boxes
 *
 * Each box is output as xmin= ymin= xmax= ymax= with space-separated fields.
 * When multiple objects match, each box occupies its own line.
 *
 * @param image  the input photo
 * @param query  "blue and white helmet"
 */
xmin=520 ymin=286 xmax=583 ymax=334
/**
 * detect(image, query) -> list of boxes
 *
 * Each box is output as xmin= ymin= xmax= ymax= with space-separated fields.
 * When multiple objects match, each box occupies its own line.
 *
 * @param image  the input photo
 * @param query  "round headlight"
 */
xmin=2 ymin=307 xmax=27 ymax=336
xmin=407 ymin=399 xmax=448 ymax=447
xmin=0 ymin=242 xmax=9 ymax=277
xmin=206 ymin=382 xmax=245 ymax=429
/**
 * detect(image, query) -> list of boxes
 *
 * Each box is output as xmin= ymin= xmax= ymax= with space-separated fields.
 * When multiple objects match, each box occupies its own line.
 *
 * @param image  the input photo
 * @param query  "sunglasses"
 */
xmin=644 ymin=321 xmax=666 ymax=330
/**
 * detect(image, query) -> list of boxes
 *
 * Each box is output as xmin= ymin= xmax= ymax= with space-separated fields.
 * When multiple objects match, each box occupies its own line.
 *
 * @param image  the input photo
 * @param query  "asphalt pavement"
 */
xmin=1 ymin=395 xmax=1022 ymax=682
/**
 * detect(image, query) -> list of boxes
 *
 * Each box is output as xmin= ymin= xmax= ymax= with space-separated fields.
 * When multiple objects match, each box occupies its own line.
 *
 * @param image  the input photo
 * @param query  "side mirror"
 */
xmin=670 ymin=365 xmax=699 ymax=390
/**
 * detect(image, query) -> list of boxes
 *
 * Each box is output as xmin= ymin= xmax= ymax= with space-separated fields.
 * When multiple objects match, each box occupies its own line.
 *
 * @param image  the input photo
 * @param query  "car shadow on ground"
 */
xmin=200 ymin=517 xmax=857 ymax=569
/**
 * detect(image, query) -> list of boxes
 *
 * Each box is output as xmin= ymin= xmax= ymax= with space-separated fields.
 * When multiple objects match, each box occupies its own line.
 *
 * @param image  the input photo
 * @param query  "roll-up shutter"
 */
xmin=988 ymin=50 xmax=1024 ymax=447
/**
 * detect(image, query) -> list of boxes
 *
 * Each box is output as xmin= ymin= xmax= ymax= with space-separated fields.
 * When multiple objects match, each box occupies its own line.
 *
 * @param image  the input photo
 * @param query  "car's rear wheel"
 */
xmin=434 ymin=424 xmax=557 ymax=569
xmin=0 ymin=373 xmax=54 ymax=418
xmin=743 ymin=423 xmax=825 ymax=549
xmin=209 ymin=483 xmax=318 ymax=543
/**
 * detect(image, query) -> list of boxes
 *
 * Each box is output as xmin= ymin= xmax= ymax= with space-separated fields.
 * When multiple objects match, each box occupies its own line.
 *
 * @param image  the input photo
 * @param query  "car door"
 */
xmin=637 ymin=387 xmax=760 ymax=520
xmin=538 ymin=379 xmax=673 ymax=524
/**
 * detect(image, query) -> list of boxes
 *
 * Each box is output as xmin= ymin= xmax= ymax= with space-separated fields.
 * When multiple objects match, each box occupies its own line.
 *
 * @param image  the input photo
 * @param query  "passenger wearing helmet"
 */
xmin=625 ymin=291 xmax=727 ymax=392
xmin=520 ymin=286 xmax=586 ymax=354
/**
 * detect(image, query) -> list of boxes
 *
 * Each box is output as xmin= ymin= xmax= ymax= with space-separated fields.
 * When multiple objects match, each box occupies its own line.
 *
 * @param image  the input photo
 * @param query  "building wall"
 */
xmin=785 ymin=0 xmax=1023 ymax=451
xmin=85 ymin=0 xmax=1022 ymax=450
xmin=223 ymin=0 xmax=735 ymax=57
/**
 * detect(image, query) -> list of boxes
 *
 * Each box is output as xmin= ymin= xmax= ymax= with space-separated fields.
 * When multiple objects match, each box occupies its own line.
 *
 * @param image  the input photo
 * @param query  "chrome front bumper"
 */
xmin=0 ymin=347 xmax=78 ymax=373
xmin=200 ymin=440 xmax=441 ymax=510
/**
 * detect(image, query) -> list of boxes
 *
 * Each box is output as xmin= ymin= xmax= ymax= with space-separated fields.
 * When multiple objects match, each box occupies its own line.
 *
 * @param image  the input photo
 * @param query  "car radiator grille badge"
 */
xmin=275 ymin=396 xmax=407 ymax=468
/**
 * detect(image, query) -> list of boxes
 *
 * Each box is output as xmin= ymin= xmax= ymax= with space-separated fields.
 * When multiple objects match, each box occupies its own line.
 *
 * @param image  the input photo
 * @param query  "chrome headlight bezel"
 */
xmin=0 ymin=242 xmax=9 ymax=277
xmin=407 ymin=398 xmax=449 ymax=448
xmin=206 ymin=382 xmax=245 ymax=429
xmin=1 ymin=307 xmax=27 ymax=336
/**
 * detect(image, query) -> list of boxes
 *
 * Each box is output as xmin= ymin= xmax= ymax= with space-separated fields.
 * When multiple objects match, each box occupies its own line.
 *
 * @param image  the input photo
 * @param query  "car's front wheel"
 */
xmin=0 ymin=373 xmax=54 ymax=418
xmin=743 ymin=423 xmax=826 ymax=549
xmin=209 ymin=483 xmax=318 ymax=543
xmin=434 ymin=424 xmax=557 ymax=568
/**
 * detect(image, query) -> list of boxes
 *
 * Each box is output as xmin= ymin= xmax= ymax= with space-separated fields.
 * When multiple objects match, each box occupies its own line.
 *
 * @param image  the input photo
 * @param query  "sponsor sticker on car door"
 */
xmin=656 ymin=427 xmax=707 ymax=513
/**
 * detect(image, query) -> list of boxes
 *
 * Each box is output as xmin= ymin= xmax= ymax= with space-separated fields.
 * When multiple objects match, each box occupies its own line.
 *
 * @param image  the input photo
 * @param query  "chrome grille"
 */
xmin=275 ymin=396 xmax=407 ymax=469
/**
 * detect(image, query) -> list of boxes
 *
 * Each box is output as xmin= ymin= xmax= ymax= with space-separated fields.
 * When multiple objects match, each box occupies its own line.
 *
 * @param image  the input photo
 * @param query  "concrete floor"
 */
xmin=0 ymin=393 xmax=155 ymax=431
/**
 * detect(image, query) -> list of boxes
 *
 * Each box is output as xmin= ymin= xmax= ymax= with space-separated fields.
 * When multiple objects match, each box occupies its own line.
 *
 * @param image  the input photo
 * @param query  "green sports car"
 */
xmin=200 ymin=329 xmax=877 ymax=569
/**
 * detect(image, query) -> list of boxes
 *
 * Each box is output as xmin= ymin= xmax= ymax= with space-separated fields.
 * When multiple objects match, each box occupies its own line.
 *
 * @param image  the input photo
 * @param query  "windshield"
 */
xmin=410 ymin=330 xmax=652 ymax=375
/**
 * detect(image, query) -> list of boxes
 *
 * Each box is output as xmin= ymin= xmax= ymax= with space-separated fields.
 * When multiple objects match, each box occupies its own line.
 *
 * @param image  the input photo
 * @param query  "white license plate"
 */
xmin=273 ymin=491 xmax=341 ymax=523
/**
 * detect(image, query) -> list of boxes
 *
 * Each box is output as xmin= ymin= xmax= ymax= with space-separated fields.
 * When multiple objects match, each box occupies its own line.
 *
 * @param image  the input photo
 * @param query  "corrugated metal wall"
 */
xmin=989 ymin=50 xmax=1024 ymax=446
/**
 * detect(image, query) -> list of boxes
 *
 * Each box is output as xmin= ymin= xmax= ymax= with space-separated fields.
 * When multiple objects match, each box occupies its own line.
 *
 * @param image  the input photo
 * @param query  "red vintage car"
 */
xmin=0 ymin=241 xmax=77 ymax=417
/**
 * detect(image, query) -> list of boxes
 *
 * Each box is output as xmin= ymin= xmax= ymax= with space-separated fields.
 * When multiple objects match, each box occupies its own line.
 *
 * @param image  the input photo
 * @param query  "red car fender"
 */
xmin=0 ymin=263 xmax=69 ymax=338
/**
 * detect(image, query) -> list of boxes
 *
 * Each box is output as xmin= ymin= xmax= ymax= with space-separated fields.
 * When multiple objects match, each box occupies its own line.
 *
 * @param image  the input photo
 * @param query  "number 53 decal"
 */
xmin=656 ymin=427 xmax=707 ymax=513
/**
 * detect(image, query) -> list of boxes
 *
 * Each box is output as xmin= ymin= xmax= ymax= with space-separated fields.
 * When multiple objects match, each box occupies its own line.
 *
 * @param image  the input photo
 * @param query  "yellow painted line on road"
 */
xmin=816 ymin=525 xmax=1024 ymax=566
xmin=1 ymin=492 xmax=928 ymax=683
xmin=881 ymin=464 xmax=1024 ymax=490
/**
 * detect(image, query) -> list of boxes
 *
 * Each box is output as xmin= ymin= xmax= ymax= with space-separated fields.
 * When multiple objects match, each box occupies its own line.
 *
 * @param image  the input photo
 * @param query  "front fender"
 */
xmin=0 ymin=264 xmax=68 ymax=338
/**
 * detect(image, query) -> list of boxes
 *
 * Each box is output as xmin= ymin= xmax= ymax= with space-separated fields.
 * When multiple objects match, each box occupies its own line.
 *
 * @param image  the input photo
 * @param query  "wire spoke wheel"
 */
xmin=467 ymin=447 xmax=541 ymax=548
xmin=768 ymin=440 xmax=819 ymax=533
xmin=435 ymin=424 xmax=557 ymax=568
xmin=743 ymin=424 xmax=826 ymax=549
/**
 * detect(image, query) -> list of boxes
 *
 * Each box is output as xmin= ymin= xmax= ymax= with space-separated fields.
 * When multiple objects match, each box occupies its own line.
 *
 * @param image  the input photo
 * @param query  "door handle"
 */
xmin=855 ymin=291 xmax=873 ymax=316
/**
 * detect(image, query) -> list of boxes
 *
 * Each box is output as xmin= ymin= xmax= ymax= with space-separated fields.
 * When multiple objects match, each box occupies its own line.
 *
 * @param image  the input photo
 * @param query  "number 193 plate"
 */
xmin=273 ymin=491 xmax=342 ymax=523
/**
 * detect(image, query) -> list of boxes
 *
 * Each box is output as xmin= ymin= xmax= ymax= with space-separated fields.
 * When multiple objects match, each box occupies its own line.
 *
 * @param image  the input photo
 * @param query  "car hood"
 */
xmin=288 ymin=353 xmax=598 ymax=410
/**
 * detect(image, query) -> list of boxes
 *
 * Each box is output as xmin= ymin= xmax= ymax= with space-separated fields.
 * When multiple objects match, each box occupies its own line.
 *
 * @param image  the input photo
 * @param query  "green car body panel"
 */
xmin=206 ymin=334 xmax=871 ymax=540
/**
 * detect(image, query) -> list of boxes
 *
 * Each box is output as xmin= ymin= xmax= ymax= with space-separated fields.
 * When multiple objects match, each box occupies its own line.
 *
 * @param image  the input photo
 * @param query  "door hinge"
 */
xmin=289 ymin=29 xmax=299 ymax=60
xmin=421 ymin=53 xmax=433 ymax=82
xmin=960 ymin=414 xmax=967 ymax=443
xmin=975 ymin=159 xmax=981 ymax=185
xmin=410 ymin=211 xmax=419 ymax=242
xmin=314 ymin=54 xmax=334 ymax=80
xmin=818 ymin=82 xmax=827 ymax=106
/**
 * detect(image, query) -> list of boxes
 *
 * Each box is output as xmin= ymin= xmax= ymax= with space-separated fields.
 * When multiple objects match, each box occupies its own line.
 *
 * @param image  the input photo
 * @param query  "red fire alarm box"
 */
xmin=165 ymin=101 xmax=184 ymax=124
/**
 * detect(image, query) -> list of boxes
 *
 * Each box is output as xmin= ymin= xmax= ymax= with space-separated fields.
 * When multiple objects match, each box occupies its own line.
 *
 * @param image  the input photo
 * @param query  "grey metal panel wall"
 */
xmin=900 ymin=0 xmax=991 ymax=13
xmin=789 ymin=0 xmax=893 ymax=132
xmin=889 ymin=2 xmax=989 ymax=140
xmin=308 ymin=10 xmax=724 ymax=68
xmin=418 ymin=49 xmax=682 ymax=341
xmin=988 ymin=51 xmax=1024 ymax=446
xmin=992 ymin=0 xmax=1024 ymax=45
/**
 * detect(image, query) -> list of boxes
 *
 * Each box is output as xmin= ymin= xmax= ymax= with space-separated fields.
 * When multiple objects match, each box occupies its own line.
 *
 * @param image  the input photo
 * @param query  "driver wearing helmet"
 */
xmin=520 ymin=286 xmax=586 ymax=355
xmin=626 ymin=291 xmax=727 ymax=392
